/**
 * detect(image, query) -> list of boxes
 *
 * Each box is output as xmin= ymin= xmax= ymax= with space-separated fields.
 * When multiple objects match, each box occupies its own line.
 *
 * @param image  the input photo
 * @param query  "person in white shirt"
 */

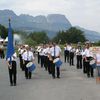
xmin=64 ymin=44 xmax=67 ymax=63
xmin=22 ymin=46 xmax=35 ymax=79
xmin=84 ymin=44 xmax=94 ymax=77
xmin=69 ymin=46 xmax=75 ymax=66
xmin=94 ymin=52 xmax=100 ymax=79
xmin=82 ymin=45 xmax=87 ymax=74
xmin=50 ymin=43 xmax=61 ymax=79
xmin=18 ymin=45 xmax=26 ymax=71
xmin=66 ymin=43 xmax=72 ymax=63
xmin=47 ymin=43 xmax=53 ymax=74
xmin=76 ymin=46 xmax=82 ymax=69
xmin=36 ymin=45 xmax=42 ymax=64
xmin=7 ymin=52 xmax=17 ymax=86
xmin=39 ymin=45 xmax=45 ymax=68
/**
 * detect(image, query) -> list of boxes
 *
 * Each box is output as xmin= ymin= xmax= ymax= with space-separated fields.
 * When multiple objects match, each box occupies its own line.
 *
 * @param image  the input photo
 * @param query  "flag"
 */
xmin=6 ymin=19 xmax=14 ymax=60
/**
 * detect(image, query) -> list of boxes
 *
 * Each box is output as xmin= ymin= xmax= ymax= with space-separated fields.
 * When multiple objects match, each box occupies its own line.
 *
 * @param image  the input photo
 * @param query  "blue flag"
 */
xmin=6 ymin=19 xmax=14 ymax=60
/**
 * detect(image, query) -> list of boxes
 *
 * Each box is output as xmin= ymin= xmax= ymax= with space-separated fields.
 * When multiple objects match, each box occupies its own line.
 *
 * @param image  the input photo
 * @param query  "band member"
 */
xmin=69 ymin=47 xmax=75 ymax=66
xmin=64 ymin=44 xmax=67 ymax=63
xmin=66 ymin=43 xmax=72 ymax=63
xmin=36 ymin=45 xmax=41 ymax=64
xmin=7 ymin=52 xmax=17 ymax=86
xmin=39 ymin=45 xmax=45 ymax=68
xmin=50 ymin=43 xmax=61 ymax=79
xmin=84 ymin=44 xmax=94 ymax=77
xmin=76 ymin=46 xmax=82 ymax=69
xmin=18 ymin=45 xmax=26 ymax=71
xmin=94 ymin=51 xmax=100 ymax=82
xmin=82 ymin=45 xmax=87 ymax=73
xmin=47 ymin=43 xmax=53 ymax=74
xmin=22 ymin=46 xmax=35 ymax=79
xmin=43 ymin=44 xmax=50 ymax=71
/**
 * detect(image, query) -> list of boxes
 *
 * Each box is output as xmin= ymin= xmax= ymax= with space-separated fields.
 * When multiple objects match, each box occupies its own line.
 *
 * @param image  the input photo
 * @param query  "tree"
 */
xmin=28 ymin=31 xmax=49 ymax=44
xmin=0 ymin=24 xmax=8 ymax=39
xmin=24 ymin=38 xmax=37 ymax=47
xmin=53 ymin=27 xmax=86 ymax=44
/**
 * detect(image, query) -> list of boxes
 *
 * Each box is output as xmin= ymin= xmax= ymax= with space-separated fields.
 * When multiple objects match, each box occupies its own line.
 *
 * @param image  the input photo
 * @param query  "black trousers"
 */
xmin=0 ymin=50 xmax=5 ymax=59
xmin=69 ymin=52 xmax=74 ymax=66
xmin=85 ymin=57 xmax=94 ymax=77
xmin=64 ymin=50 xmax=67 ymax=63
xmin=8 ymin=61 xmax=17 ymax=85
xmin=44 ymin=56 xmax=48 ymax=70
xmin=76 ymin=55 xmax=82 ymax=69
xmin=83 ymin=59 xmax=87 ymax=73
xmin=40 ymin=55 xmax=45 ymax=68
xmin=19 ymin=54 xmax=24 ymax=70
xmin=51 ymin=56 xmax=60 ymax=78
xmin=48 ymin=59 xmax=52 ymax=74
xmin=24 ymin=61 xmax=32 ymax=79
xmin=64 ymin=50 xmax=69 ymax=63
xmin=37 ymin=52 xmax=40 ymax=64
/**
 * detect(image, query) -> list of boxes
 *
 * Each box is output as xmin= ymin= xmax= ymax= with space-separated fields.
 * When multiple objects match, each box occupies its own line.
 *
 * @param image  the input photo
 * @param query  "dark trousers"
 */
xmin=51 ymin=56 xmax=60 ymax=78
xmin=76 ymin=55 xmax=82 ymax=69
xmin=19 ymin=54 xmax=24 ymax=70
xmin=85 ymin=57 xmax=94 ymax=77
xmin=69 ymin=52 xmax=74 ymax=66
xmin=0 ymin=50 xmax=5 ymax=59
xmin=44 ymin=56 xmax=48 ymax=70
xmin=48 ymin=60 xmax=52 ymax=74
xmin=24 ymin=61 xmax=32 ymax=79
xmin=40 ymin=55 xmax=45 ymax=68
xmin=8 ymin=61 xmax=17 ymax=85
xmin=37 ymin=52 xmax=40 ymax=64
xmin=64 ymin=50 xmax=69 ymax=63
xmin=64 ymin=51 xmax=67 ymax=63
xmin=83 ymin=59 xmax=87 ymax=73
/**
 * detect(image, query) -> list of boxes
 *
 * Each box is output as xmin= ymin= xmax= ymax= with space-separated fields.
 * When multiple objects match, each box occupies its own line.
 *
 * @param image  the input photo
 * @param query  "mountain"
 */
xmin=76 ymin=26 xmax=100 ymax=42
xmin=0 ymin=9 xmax=100 ymax=41
xmin=0 ymin=10 xmax=71 ymax=33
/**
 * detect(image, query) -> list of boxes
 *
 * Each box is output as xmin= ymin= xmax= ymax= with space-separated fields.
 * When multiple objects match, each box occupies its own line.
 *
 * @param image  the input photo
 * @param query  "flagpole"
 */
xmin=9 ymin=18 xmax=12 ymax=64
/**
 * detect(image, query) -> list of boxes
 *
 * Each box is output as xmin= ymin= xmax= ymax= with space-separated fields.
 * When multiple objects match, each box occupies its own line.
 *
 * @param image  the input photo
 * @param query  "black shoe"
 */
xmin=10 ymin=83 xmax=13 ymax=86
xmin=52 ymin=76 xmax=55 ymax=79
xmin=29 ymin=77 xmax=31 ymax=79
xmin=26 ymin=77 xmax=28 ymax=79
xmin=14 ymin=83 xmax=16 ymax=86
xmin=87 ymin=75 xmax=90 ymax=78
xmin=91 ymin=75 xmax=94 ymax=77
xmin=57 ymin=76 xmax=60 ymax=79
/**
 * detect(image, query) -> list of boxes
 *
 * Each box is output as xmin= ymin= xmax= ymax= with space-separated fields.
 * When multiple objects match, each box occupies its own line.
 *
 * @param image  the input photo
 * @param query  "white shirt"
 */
xmin=96 ymin=53 xmax=100 ymax=66
xmin=22 ymin=51 xmax=34 ymax=61
xmin=43 ymin=47 xmax=50 ymax=56
xmin=39 ymin=48 xmax=45 ymax=56
xmin=76 ymin=49 xmax=82 ymax=55
xmin=67 ymin=45 xmax=72 ymax=51
xmin=84 ymin=48 xmax=93 ymax=57
xmin=50 ymin=45 xmax=61 ymax=57
xmin=7 ymin=52 xmax=17 ymax=61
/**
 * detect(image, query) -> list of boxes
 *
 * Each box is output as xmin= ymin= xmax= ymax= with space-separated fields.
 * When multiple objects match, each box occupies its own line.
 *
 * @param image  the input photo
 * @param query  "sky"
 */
xmin=0 ymin=0 xmax=100 ymax=32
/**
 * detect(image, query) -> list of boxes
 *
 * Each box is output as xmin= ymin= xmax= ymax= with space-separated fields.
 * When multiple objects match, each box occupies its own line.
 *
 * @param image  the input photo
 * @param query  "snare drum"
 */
xmin=26 ymin=62 xmax=36 ymax=72
xmin=90 ymin=59 xmax=96 ymax=69
xmin=53 ymin=58 xmax=62 ymax=68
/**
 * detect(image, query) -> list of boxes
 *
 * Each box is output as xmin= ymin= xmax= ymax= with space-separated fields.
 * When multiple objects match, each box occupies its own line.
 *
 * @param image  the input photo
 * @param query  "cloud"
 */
xmin=0 ymin=0 xmax=100 ymax=32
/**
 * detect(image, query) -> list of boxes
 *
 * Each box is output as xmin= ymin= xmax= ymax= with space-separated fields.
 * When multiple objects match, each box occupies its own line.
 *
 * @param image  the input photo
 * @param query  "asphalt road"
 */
xmin=0 ymin=57 xmax=100 ymax=100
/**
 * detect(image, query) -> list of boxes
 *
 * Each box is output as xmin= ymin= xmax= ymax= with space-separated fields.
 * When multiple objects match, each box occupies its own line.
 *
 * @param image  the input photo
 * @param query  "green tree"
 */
xmin=28 ymin=31 xmax=49 ymax=44
xmin=24 ymin=38 xmax=37 ymax=46
xmin=53 ymin=27 xmax=86 ymax=44
xmin=0 ymin=24 xmax=8 ymax=39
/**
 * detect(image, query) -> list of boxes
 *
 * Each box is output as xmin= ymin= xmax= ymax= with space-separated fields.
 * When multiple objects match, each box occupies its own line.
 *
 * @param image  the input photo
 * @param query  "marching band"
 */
xmin=1 ymin=41 xmax=100 ymax=86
